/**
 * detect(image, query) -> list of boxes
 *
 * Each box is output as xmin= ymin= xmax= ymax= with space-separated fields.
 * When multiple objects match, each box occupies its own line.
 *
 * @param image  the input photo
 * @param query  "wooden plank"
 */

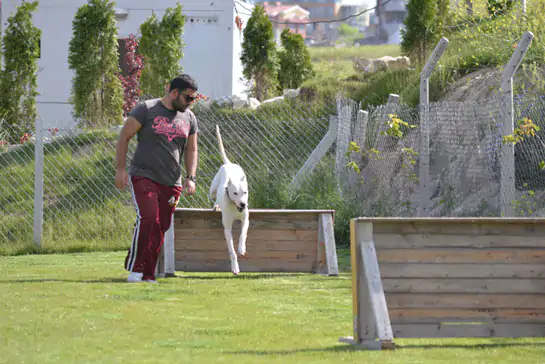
xmin=176 ymin=239 xmax=318 ymax=253
xmin=177 ymin=217 xmax=319 ymax=230
xmin=175 ymin=249 xmax=317 ymax=262
xmin=163 ymin=214 xmax=176 ymax=275
xmin=321 ymin=213 xmax=339 ymax=276
xmin=357 ymin=221 xmax=394 ymax=342
xmin=176 ymin=208 xmax=335 ymax=214
xmin=175 ymin=209 xmax=329 ymax=222
xmin=382 ymin=278 xmax=545 ymax=294
xmin=360 ymin=219 xmax=545 ymax=236
xmin=391 ymin=323 xmax=545 ymax=338
xmin=376 ymin=248 xmax=545 ymax=264
xmin=389 ymin=308 xmax=545 ymax=324
xmin=175 ymin=228 xmax=318 ymax=242
xmin=350 ymin=219 xmax=360 ymax=341
xmin=354 ymin=217 xmax=545 ymax=224
xmin=379 ymin=263 xmax=545 ymax=279
xmin=373 ymin=233 xmax=545 ymax=248
xmin=385 ymin=293 xmax=545 ymax=309
xmin=175 ymin=259 xmax=316 ymax=273
xmin=316 ymin=215 xmax=326 ymax=274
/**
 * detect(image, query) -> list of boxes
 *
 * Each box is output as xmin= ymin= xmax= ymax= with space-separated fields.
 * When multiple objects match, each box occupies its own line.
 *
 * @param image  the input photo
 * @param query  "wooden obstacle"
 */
xmin=340 ymin=217 xmax=545 ymax=350
xmin=156 ymin=208 xmax=339 ymax=276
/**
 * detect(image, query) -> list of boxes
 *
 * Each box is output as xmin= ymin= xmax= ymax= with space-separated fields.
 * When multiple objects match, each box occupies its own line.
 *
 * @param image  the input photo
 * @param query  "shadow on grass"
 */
xmin=225 ymin=341 xmax=545 ymax=356
xmin=224 ymin=345 xmax=362 ymax=356
xmin=0 ymin=273 xmax=309 ymax=284
xmin=0 ymin=278 xmax=128 ymax=284
xmin=396 ymin=342 xmax=545 ymax=349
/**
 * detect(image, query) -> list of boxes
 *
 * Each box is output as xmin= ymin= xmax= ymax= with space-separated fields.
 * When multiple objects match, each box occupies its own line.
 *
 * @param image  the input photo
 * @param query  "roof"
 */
xmin=263 ymin=2 xmax=310 ymax=22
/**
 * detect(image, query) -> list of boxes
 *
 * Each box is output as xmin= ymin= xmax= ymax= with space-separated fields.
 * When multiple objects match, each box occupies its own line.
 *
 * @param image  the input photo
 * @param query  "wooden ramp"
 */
xmin=157 ymin=208 xmax=339 ymax=275
xmin=341 ymin=217 xmax=545 ymax=350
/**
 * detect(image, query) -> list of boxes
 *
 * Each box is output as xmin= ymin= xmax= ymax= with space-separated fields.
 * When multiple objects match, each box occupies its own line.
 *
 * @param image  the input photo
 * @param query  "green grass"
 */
xmin=1 ymin=250 xmax=545 ymax=363
xmin=302 ymin=44 xmax=402 ymax=100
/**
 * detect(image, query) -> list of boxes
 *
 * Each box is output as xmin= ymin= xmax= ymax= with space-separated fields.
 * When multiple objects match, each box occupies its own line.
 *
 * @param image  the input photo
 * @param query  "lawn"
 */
xmin=1 ymin=250 xmax=545 ymax=363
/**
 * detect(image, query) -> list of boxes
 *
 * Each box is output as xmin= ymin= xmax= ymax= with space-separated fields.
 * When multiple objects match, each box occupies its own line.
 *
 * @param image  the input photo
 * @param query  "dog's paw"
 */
xmin=237 ymin=245 xmax=246 ymax=256
xmin=212 ymin=205 xmax=221 ymax=212
xmin=231 ymin=259 xmax=240 ymax=275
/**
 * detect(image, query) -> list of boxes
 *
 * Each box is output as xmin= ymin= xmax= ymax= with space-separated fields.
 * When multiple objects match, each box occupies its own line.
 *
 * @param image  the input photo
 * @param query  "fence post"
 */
xmin=417 ymin=37 xmax=449 ymax=217
xmin=33 ymin=117 xmax=44 ymax=248
xmin=500 ymin=30 xmax=534 ymax=217
xmin=289 ymin=115 xmax=338 ymax=191
xmin=384 ymin=94 xmax=400 ymax=126
xmin=335 ymin=101 xmax=353 ymax=193
xmin=356 ymin=110 xmax=369 ymax=149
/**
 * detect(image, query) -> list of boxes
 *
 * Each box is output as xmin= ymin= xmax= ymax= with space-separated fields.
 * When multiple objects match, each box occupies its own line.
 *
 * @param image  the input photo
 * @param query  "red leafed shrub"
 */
xmin=118 ymin=34 xmax=144 ymax=117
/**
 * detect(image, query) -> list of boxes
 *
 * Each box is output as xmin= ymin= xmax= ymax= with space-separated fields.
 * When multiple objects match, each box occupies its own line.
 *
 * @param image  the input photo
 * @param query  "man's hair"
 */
xmin=169 ymin=74 xmax=198 ymax=93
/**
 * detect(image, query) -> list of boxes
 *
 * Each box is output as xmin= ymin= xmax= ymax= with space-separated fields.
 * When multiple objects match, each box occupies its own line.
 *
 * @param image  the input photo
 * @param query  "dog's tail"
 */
xmin=215 ymin=124 xmax=231 ymax=165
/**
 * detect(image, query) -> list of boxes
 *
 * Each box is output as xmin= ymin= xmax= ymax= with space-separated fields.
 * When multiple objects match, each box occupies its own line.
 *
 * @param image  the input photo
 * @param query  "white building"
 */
xmin=1 ymin=0 xmax=253 ymax=128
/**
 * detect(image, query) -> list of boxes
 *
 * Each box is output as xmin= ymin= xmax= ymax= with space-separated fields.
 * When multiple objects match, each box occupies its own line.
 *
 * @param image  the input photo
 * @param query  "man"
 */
xmin=114 ymin=74 xmax=199 ymax=283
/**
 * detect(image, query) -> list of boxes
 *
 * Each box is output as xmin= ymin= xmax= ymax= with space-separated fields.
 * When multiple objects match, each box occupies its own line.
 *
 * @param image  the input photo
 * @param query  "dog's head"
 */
xmin=226 ymin=174 xmax=248 ymax=212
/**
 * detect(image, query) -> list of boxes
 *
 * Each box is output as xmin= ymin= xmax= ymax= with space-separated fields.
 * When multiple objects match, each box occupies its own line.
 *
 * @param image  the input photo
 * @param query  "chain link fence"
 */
xmin=0 ymin=99 xmax=336 ymax=250
xmin=336 ymin=93 xmax=545 ymax=220
xmin=3 ymin=93 xmax=545 ymax=256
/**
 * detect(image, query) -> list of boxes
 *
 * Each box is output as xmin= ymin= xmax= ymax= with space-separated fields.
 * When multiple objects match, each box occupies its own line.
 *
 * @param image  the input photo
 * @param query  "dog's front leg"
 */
xmin=237 ymin=209 xmax=249 ymax=256
xmin=222 ymin=215 xmax=240 ymax=275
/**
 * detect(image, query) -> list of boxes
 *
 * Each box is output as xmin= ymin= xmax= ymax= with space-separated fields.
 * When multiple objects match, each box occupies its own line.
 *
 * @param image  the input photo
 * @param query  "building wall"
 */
xmin=1 ymin=0 xmax=251 ymax=128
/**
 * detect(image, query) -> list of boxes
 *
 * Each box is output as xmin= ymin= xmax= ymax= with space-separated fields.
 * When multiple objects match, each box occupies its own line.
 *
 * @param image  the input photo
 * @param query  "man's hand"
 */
xmin=115 ymin=169 xmax=129 ymax=190
xmin=183 ymin=178 xmax=196 ymax=196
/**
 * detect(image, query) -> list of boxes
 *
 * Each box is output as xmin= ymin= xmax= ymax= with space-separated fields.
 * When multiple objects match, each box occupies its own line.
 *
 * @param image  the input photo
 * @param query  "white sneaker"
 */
xmin=127 ymin=272 xmax=143 ymax=282
xmin=144 ymin=279 xmax=158 ymax=284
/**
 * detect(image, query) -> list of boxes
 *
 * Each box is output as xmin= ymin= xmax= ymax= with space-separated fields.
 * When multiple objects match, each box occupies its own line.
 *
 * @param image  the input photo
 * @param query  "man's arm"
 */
xmin=116 ymin=117 xmax=142 ymax=171
xmin=184 ymin=133 xmax=198 ymax=177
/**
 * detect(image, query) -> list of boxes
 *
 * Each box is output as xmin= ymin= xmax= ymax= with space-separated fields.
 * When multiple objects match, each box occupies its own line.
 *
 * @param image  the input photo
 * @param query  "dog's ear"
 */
xmin=241 ymin=175 xmax=246 ymax=182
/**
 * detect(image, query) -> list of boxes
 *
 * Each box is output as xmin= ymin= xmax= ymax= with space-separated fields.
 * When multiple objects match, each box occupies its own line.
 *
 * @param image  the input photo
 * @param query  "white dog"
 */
xmin=209 ymin=124 xmax=249 ymax=275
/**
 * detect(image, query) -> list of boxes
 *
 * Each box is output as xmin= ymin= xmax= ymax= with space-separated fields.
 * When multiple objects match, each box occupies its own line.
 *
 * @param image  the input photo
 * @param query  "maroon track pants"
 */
xmin=125 ymin=175 xmax=182 ymax=280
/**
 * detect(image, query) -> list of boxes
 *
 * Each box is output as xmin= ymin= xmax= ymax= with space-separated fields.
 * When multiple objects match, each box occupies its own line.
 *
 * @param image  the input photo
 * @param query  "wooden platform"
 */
xmin=157 ymin=208 xmax=339 ymax=276
xmin=341 ymin=217 xmax=545 ymax=350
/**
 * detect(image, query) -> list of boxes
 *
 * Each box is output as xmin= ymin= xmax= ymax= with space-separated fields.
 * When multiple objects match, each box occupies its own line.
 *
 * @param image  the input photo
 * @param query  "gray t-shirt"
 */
xmin=127 ymin=99 xmax=199 ymax=187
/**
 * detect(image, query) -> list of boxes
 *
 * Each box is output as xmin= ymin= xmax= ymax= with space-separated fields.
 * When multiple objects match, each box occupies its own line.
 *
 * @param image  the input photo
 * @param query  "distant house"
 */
xmin=1 ymin=0 xmax=253 ymax=129
xmin=263 ymin=2 xmax=310 ymax=45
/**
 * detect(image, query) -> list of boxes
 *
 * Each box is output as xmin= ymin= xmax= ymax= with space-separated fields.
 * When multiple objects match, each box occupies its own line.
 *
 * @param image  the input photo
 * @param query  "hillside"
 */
xmin=302 ymin=0 xmax=545 ymax=108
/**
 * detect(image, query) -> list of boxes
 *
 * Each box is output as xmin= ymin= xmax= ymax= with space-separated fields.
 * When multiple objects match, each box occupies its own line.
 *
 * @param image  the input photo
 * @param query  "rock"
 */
xmin=283 ymin=88 xmax=300 ymax=99
xmin=353 ymin=58 xmax=372 ymax=72
xmin=231 ymin=94 xmax=249 ymax=109
xmin=260 ymin=96 xmax=284 ymax=106
xmin=353 ymin=56 xmax=411 ymax=74
xmin=248 ymin=97 xmax=261 ymax=110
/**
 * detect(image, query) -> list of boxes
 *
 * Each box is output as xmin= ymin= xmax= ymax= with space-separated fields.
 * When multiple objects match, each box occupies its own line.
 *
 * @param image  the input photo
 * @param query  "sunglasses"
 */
xmin=177 ymin=90 xmax=196 ymax=103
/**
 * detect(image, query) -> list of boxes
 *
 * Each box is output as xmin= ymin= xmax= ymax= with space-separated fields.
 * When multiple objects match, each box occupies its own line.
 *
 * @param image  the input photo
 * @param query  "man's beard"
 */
xmin=173 ymin=100 xmax=187 ymax=112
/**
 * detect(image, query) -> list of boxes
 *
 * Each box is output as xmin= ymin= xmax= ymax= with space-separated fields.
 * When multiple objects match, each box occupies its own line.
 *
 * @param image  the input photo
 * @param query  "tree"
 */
xmin=277 ymin=29 xmax=314 ymax=91
xmin=0 ymin=0 xmax=41 ymax=141
xmin=240 ymin=5 xmax=279 ymax=101
xmin=400 ymin=0 xmax=439 ymax=67
xmin=68 ymin=0 xmax=123 ymax=127
xmin=118 ymin=34 xmax=144 ymax=117
xmin=338 ymin=23 xmax=359 ymax=37
xmin=139 ymin=3 xmax=186 ymax=98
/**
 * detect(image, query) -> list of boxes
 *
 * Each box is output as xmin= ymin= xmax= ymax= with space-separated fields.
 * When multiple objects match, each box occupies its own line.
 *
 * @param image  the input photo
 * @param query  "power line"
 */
xmin=234 ymin=0 xmax=393 ymax=25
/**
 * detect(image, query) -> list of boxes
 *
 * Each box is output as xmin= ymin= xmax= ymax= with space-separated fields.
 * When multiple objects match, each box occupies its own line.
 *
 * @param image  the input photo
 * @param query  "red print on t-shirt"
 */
xmin=152 ymin=116 xmax=190 ymax=141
